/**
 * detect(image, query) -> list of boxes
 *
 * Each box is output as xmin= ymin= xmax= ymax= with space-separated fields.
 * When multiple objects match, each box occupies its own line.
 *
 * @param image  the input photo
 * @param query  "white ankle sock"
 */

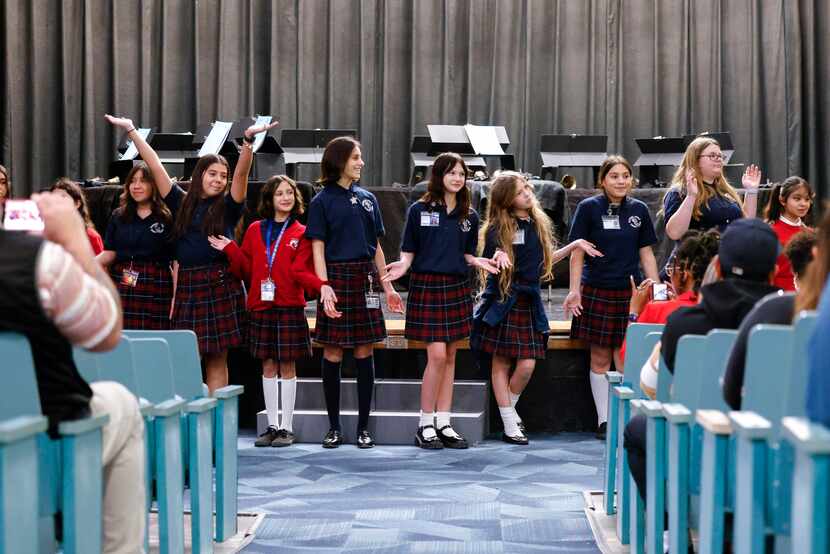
xmin=436 ymin=412 xmax=460 ymax=438
xmin=499 ymin=406 xmax=520 ymax=436
xmin=419 ymin=411 xmax=436 ymax=438
xmin=262 ymin=376 xmax=278 ymax=429
xmin=509 ymin=389 xmax=521 ymax=408
xmin=589 ymin=371 xmax=609 ymax=425
xmin=281 ymin=377 xmax=297 ymax=432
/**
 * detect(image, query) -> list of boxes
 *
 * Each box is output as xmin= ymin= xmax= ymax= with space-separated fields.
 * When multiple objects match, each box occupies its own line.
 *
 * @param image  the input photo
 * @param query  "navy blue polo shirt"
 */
xmin=104 ymin=209 xmax=173 ymax=263
xmin=305 ymin=182 xmax=385 ymax=263
xmin=401 ymin=201 xmax=479 ymax=276
xmin=163 ymin=185 xmax=245 ymax=268
xmin=568 ymin=194 xmax=657 ymax=289
xmin=663 ymin=186 xmax=743 ymax=233
xmin=483 ymin=218 xmax=544 ymax=284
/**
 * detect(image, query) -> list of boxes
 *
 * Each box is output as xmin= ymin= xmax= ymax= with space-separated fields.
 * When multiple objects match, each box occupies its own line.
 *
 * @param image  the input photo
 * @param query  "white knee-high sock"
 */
xmin=499 ymin=406 xmax=520 ymax=436
xmin=509 ymin=390 xmax=521 ymax=408
xmin=262 ymin=376 xmax=278 ymax=429
xmin=419 ymin=411 xmax=437 ymax=439
xmin=281 ymin=377 xmax=297 ymax=432
xmin=589 ymin=371 xmax=609 ymax=425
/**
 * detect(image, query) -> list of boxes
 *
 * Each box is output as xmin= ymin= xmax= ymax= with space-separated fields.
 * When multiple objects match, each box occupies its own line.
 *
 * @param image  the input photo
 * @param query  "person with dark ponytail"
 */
xmin=50 ymin=177 xmax=104 ymax=254
xmin=105 ymin=114 xmax=278 ymax=392
xmin=763 ymin=176 xmax=814 ymax=291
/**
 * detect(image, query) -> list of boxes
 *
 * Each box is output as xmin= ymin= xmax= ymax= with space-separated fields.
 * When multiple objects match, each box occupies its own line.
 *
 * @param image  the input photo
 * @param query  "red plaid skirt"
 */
xmin=471 ymin=294 xmax=547 ymax=360
xmin=314 ymin=260 xmax=386 ymax=347
xmin=172 ymin=263 xmax=245 ymax=355
xmin=248 ymin=306 xmax=311 ymax=361
xmin=110 ymin=260 xmax=173 ymax=330
xmin=405 ymin=272 xmax=472 ymax=343
xmin=569 ymin=284 xmax=632 ymax=348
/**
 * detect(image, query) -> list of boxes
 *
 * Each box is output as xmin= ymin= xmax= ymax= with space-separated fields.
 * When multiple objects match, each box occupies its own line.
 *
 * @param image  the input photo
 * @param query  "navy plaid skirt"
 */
xmin=314 ymin=260 xmax=386 ymax=347
xmin=569 ymin=284 xmax=632 ymax=348
xmin=172 ymin=262 xmax=245 ymax=355
xmin=248 ymin=306 xmax=311 ymax=361
xmin=405 ymin=272 xmax=472 ymax=343
xmin=471 ymin=294 xmax=547 ymax=360
xmin=111 ymin=260 xmax=173 ymax=330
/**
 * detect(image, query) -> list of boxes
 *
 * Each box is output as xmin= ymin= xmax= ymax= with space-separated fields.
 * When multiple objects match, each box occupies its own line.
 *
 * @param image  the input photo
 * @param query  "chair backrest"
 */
xmin=130 ymin=337 xmax=177 ymax=404
xmin=670 ymin=335 xmax=707 ymax=408
xmin=0 ymin=332 xmax=43 ymax=420
xmin=124 ymin=330 xmax=204 ymax=400
xmin=787 ymin=311 xmax=818 ymax=417
xmin=73 ymin=346 xmax=100 ymax=383
xmin=622 ymin=323 xmax=665 ymax=374
xmin=697 ymin=329 xmax=737 ymax=411
xmin=742 ymin=324 xmax=795 ymax=430
xmin=93 ymin=337 xmax=141 ymax=394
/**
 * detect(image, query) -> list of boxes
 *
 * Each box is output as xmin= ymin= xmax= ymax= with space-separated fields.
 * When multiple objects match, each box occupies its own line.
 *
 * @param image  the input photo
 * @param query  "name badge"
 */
xmin=365 ymin=292 xmax=381 ymax=309
xmin=420 ymin=212 xmax=440 ymax=227
xmin=121 ymin=269 xmax=139 ymax=288
xmin=512 ymin=229 xmax=525 ymax=245
xmin=261 ymin=279 xmax=275 ymax=302
xmin=601 ymin=215 xmax=621 ymax=230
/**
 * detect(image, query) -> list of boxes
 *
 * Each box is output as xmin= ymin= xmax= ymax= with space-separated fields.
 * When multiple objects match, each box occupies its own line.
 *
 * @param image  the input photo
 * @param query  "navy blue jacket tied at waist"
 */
xmin=473 ymin=282 xmax=550 ymax=334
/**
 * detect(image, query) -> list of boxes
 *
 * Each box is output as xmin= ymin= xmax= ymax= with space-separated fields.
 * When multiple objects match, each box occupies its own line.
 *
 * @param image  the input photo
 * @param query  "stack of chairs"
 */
xmin=601 ymin=312 xmax=830 ymax=553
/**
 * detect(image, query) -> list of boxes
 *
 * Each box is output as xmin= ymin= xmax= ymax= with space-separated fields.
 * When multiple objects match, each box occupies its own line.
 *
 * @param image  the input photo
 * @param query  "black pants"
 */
xmin=623 ymin=413 xmax=647 ymax=501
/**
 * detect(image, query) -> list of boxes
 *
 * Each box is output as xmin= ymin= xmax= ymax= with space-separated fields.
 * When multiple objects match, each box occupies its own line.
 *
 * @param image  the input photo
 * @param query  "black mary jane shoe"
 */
xmin=415 ymin=425 xmax=444 ymax=449
xmin=595 ymin=422 xmax=607 ymax=441
xmin=437 ymin=425 xmax=469 ymax=449
xmin=356 ymin=429 xmax=375 ymax=449
xmin=322 ymin=428 xmax=343 ymax=449
xmin=502 ymin=430 xmax=529 ymax=445
xmin=255 ymin=426 xmax=280 ymax=447
xmin=517 ymin=421 xmax=526 ymax=434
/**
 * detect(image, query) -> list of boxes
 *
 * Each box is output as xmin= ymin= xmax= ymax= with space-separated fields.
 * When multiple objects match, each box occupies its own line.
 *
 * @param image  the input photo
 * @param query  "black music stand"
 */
xmin=281 ymin=129 xmax=357 ymax=180
xmin=110 ymin=127 xmax=152 ymax=183
xmin=633 ymin=136 xmax=686 ymax=187
xmin=409 ymin=125 xmax=513 ymax=185
xmin=184 ymin=121 xmax=239 ymax=179
xmin=539 ymin=134 xmax=608 ymax=183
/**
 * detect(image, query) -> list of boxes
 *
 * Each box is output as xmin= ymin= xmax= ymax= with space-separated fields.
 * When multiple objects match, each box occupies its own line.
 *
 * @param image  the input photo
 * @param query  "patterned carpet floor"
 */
xmin=237 ymin=432 xmax=603 ymax=553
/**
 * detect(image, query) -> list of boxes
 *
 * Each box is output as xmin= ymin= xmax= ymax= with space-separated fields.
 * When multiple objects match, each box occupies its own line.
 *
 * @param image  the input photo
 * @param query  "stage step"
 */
xmin=256 ymin=409 xmax=487 ymax=446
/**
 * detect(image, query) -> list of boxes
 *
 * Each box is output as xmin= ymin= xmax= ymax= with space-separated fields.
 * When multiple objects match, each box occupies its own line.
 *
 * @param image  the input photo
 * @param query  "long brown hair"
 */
xmin=478 ymin=172 xmax=556 ymax=299
xmin=668 ymin=137 xmax=743 ymax=219
xmin=794 ymin=206 xmax=830 ymax=315
xmin=116 ymin=162 xmax=172 ymax=225
xmin=420 ymin=152 xmax=471 ymax=218
xmin=172 ymin=154 xmax=230 ymax=238
xmin=50 ymin=177 xmax=93 ymax=229
xmin=318 ymin=136 xmax=360 ymax=184
xmin=763 ymin=176 xmax=814 ymax=224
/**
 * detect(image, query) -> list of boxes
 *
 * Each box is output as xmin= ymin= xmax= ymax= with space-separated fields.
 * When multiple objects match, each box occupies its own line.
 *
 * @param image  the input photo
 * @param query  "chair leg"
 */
xmin=645 ymin=416 xmax=666 ymax=554
xmin=187 ymin=403 xmax=216 ymax=554
xmin=155 ymin=413 xmax=184 ymax=554
xmin=0 ymin=434 xmax=42 ymax=552
xmin=60 ymin=431 xmax=104 ymax=554
xmin=629 ymin=472 xmax=645 ymax=554
xmin=733 ymin=435 xmax=767 ymax=554
xmin=215 ymin=392 xmax=241 ymax=542
xmin=698 ymin=430 xmax=728 ymax=554
xmin=667 ymin=422 xmax=690 ymax=554
xmin=791 ymin=449 xmax=830 ymax=554
xmin=615 ymin=397 xmax=632 ymax=544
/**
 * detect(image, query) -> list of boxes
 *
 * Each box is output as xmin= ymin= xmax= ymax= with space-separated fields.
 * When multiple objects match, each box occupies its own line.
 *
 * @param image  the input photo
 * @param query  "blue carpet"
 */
xmin=238 ymin=433 xmax=602 ymax=553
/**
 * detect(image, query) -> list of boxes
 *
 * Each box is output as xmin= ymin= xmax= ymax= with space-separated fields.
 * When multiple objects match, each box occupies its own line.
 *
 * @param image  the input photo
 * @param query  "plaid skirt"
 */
xmin=110 ymin=260 xmax=173 ymax=330
xmin=248 ymin=306 xmax=311 ymax=361
xmin=405 ymin=272 xmax=472 ymax=343
xmin=471 ymin=294 xmax=548 ymax=360
xmin=570 ymin=284 xmax=632 ymax=348
xmin=172 ymin=262 xmax=245 ymax=355
xmin=315 ymin=260 xmax=386 ymax=347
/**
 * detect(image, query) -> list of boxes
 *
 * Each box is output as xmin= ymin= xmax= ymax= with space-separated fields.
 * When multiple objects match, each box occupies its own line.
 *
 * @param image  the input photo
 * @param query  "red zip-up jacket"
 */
xmin=224 ymin=219 xmax=324 ymax=311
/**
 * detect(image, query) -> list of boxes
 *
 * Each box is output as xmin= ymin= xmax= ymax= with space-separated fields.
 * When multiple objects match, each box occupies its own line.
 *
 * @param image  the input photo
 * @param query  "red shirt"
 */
xmin=618 ymin=290 xmax=699 ymax=371
xmin=770 ymin=218 xmax=807 ymax=291
xmin=86 ymin=227 xmax=104 ymax=255
xmin=224 ymin=219 xmax=324 ymax=310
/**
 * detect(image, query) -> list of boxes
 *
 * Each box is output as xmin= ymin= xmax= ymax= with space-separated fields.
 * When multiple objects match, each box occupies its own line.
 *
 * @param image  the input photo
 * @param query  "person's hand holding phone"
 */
xmin=3 ymin=199 xmax=45 ymax=232
xmin=31 ymin=192 xmax=88 ymax=251
xmin=629 ymin=276 xmax=654 ymax=316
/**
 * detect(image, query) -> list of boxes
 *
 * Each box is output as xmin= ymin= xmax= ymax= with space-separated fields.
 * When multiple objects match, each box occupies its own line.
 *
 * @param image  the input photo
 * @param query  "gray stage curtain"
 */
xmin=2 ymin=0 xmax=829 ymax=200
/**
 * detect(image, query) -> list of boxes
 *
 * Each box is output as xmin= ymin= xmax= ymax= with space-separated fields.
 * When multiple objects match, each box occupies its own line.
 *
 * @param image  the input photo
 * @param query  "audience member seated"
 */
xmin=722 ymin=223 xmax=822 ymax=409
xmin=624 ymin=218 xmax=780 ymax=499
xmin=618 ymin=229 xmax=720 ymax=372
xmin=0 ymin=191 xmax=146 ymax=553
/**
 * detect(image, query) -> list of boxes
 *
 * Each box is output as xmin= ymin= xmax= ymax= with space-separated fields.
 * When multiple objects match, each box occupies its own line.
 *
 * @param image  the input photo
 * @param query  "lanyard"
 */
xmin=265 ymin=218 xmax=291 ymax=276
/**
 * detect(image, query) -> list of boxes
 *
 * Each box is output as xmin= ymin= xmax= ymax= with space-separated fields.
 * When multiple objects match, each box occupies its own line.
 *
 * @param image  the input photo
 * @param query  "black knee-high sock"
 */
xmin=355 ymin=356 xmax=375 ymax=431
xmin=322 ymin=358 xmax=341 ymax=431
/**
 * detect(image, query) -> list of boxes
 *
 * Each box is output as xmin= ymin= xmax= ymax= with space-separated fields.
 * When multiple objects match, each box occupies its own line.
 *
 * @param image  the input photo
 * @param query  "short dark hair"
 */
xmin=318 ymin=136 xmax=360 ymax=183
xmin=784 ymin=228 xmax=818 ymax=280
xmin=258 ymin=175 xmax=305 ymax=219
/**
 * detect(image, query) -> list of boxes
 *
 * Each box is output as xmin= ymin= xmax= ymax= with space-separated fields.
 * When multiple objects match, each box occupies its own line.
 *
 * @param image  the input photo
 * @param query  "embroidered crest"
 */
xmin=289 ymin=238 xmax=300 ymax=249
xmin=149 ymin=222 xmax=165 ymax=234
xmin=460 ymin=219 xmax=472 ymax=232
xmin=628 ymin=215 xmax=642 ymax=228
xmin=361 ymin=199 xmax=374 ymax=212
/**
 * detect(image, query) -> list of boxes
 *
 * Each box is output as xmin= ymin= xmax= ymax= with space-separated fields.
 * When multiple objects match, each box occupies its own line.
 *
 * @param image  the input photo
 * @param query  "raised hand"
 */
xmin=104 ymin=114 xmax=135 ymax=132
xmin=207 ymin=235 xmax=232 ymax=252
xmin=742 ymin=164 xmax=762 ymax=190
xmin=684 ymin=169 xmax=699 ymax=197
xmin=244 ymin=119 xmax=280 ymax=140
xmin=629 ymin=276 xmax=653 ymax=316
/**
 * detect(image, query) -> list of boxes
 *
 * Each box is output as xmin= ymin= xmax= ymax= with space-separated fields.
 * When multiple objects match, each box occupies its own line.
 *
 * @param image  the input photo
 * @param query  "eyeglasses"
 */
xmin=701 ymin=153 xmax=726 ymax=162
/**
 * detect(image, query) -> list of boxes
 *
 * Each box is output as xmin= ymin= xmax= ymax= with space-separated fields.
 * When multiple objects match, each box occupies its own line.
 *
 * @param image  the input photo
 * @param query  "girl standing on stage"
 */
xmin=210 ymin=176 xmax=335 ymax=447
xmin=50 ymin=177 xmax=104 ymax=254
xmin=384 ymin=152 xmax=500 ymax=449
xmin=763 ymin=176 xmax=814 ymax=291
xmin=104 ymin=114 xmax=278 ymax=392
xmin=564 ymin=156 xmax=660 ymax=440
xmin=96 ymin=162 xmax=174 ymax=330
xmin=306 ymin=136 xmax=403 ymax=449
xmin=471 ymin=171 xmax=601 ymax=445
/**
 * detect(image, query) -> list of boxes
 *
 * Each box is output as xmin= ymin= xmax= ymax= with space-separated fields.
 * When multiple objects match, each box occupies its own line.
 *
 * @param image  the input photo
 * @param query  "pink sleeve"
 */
xmin=36 ymin=241 xmax=120 ymax=349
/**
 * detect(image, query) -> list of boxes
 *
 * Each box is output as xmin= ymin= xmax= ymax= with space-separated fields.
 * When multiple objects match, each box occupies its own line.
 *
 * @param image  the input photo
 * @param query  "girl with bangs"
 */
xmin=97 ymin=161 xmax=174 ymax=330
xmin=763 ymin=176 xmax=814 ymax=291
xmin=105 ymin=113 xmax=278 ymax=392
xmin=472 ymin=171 xmax=600 ymax=445
xmin=384 ymin=152 xmax=500 ymax=449
xmin=210 ymin=176 xmax=334 ymax=447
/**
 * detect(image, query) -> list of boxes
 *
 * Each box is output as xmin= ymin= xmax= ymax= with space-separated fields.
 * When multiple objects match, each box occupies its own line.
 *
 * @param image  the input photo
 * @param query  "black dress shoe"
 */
xmin=502 ymin=430 xmax=529 ymax=445
xmin=437 ymin=425 xmax=469 ymax=449
xmin=595 ymin=422 xmax=607 ymax=441
xmin=517 ymin=421 xmax=526 ymax=434
xmin=255 ymin=426 xmax=280 ymax=447
xmin=356 ymin=429 xmax=375 ymax=449
xmin=415 ymin=425 xmax=444 ymax=449
xmin=322 ymin=428 xmax=342 ymax=448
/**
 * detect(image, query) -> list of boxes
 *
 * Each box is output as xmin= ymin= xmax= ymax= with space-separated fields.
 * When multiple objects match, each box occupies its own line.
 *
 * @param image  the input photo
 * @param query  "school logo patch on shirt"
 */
xmin=628 ymin=215 xmax=642 ymax=228
xmin=289 ymin=238 xmax=300 ymax=249
xmin=149 ymin=222 xmax=165 ymax=234
xmin=361 ymin=199 xmax=374 ymax=212
xmin=460 ymin=219 xmax=472 ymax=232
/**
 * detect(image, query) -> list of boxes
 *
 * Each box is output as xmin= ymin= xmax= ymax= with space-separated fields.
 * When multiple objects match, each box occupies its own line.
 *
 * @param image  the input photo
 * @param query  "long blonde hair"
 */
xmin=668 ymin=137 xmax=742 ymax=219
xmin=478 ymin=172 xmax=556 ymax=299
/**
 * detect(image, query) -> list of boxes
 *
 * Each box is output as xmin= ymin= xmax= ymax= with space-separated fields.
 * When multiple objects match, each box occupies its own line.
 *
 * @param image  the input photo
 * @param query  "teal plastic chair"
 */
xmin=72 ymin=346 xmax=99 ymax=383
